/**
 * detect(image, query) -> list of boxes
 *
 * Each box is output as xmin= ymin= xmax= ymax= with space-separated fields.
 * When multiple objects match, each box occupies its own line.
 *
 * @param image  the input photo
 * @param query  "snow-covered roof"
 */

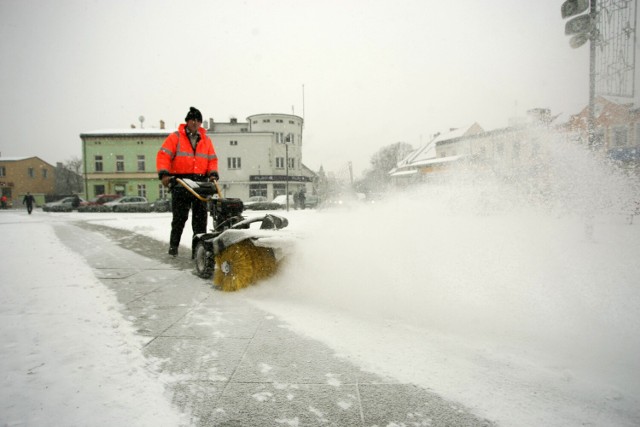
xmin=0 ymin=156 xmax=32 ymax=161
xmin=412 ymin=155 xmax=462 ymax=167
xmin=81 ymin=128 xmax=171 ymax=136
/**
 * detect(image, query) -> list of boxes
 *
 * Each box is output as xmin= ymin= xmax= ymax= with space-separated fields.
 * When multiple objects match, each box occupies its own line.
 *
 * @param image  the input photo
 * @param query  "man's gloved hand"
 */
xmin=161 ymin=175 xmax=172 ymax=187
xmin=209 ymin=171 xmax=220 ymax=182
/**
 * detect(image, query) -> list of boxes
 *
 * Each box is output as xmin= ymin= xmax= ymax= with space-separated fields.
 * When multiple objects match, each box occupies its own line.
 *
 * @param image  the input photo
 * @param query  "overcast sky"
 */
xmin=0 ymin=0 xmax=596 ymax=177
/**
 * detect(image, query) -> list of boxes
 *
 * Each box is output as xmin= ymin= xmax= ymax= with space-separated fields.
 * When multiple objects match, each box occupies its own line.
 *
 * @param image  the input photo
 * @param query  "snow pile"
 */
xmin=2 ymin=135 xmax=638 ymax=426
xmin=0 ymin=219 xmax=186 ymax=427
xmin=244 ymin=137 xmax=640 ymax=426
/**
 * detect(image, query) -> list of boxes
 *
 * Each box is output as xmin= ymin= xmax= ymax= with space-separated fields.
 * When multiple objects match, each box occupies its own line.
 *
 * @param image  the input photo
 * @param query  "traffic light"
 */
xmin=561 ymin=0 xmax=589 ymax=19
xmin=561 ymin=0 xmax=592 ymax=49
xmin=565 ymin=14 xmax=592 ymax=35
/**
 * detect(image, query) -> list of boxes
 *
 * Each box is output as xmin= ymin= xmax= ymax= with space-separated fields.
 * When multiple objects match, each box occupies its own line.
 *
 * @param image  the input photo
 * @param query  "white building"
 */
xmin=80 ymin=113 xmax=316 ymax=202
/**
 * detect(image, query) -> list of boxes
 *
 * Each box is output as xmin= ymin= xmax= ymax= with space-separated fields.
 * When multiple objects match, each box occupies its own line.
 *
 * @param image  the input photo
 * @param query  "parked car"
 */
xmin=150 ymin=197 xmax=172 ymax=212
xmin=271 ymin=194 xmax=295 ymax=209
xmin=43 ymin=196 xmax=86 ymax=212
xmin=78 ymin=194 xmax=120 ymax=212
xmin=244 ymin=196 xmax=281 ymax=210
xmin=304 ymin=194 xmax=320 ymax=209
xmin=103 ymin=196 xmax=150 ymax=212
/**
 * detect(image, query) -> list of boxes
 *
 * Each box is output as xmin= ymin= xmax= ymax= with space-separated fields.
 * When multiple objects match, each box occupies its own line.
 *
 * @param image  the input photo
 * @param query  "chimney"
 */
xmin=231 ymin=117 xmax=237 ymax=124
xmin=160 ymin=120 xmax=165 ymax=130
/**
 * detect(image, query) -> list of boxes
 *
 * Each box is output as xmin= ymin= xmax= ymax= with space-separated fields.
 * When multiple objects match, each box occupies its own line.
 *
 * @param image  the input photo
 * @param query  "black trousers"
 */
xmin=169 ymin=186 xmax=208 ymax=250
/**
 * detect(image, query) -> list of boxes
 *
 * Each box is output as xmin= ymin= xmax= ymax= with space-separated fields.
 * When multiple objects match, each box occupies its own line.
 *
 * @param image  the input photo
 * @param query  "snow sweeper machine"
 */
xmin=174 ymin=177 xmax=295 ymax=292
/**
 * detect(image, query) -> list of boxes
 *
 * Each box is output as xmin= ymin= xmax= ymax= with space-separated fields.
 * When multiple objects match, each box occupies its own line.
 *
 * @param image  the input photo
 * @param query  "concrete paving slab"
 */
xmin=144 ymin=336 xmax=248 ymax=381
xmin=56 ymin=220 xmax=495 ymax=427
xmin=203 ymin=382 xmax=364 ymax=426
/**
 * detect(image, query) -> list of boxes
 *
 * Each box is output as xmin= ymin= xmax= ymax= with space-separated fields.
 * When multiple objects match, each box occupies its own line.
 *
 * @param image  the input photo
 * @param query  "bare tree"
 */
xmin=357 ymin=142 xmax=413 ymax=194
xmin=55 ymin=157 xmax=84 ymax=195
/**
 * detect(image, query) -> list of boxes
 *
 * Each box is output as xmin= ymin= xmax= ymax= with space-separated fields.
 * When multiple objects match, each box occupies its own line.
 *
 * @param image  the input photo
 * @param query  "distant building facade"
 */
xmin=80 ymin=113 xmax=315 ymax=202
xmin=565 ymin=96 xmax=640 ymax=167
xmin=391 ymin=99 xmax=640 ymax=187
xmin=0 ymin=156 xmax=56 ymax=207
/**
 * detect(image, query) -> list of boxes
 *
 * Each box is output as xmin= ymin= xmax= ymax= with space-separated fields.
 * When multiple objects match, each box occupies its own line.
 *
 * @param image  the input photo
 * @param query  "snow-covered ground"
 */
xmin=0 ymin=212 xmax=188 ymax=426
xmin=1 ymin=143 xmax=639 ymax=426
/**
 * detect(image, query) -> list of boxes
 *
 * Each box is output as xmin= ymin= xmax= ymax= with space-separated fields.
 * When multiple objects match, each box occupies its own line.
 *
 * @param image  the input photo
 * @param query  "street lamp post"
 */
xmin=285 ymin=141 xmax=290 ymax=211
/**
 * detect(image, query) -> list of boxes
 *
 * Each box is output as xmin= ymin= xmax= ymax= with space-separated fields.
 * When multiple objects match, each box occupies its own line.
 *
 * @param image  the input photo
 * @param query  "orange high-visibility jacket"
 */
xmin=156 ymin=124 xmax=218 ymax=178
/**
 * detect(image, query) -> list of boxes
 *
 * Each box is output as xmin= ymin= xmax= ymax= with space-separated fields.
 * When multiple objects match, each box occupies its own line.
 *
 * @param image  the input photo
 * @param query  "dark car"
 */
xmin=304 ymin=194 xmax=320 ymax=209
xmin=78 ymin=194 xmax=120 ymax=212
xmin=150 ymin=198 xmax=172 ymax=212
xmin=243 ymin=196 xmax=281 ymax=210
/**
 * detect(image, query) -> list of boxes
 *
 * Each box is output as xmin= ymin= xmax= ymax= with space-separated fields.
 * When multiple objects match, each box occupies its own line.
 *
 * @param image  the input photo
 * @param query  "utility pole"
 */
xmin=588 ymin=0 xmax=597 ymax=148
xmin=285 ymin=142 xmax=289 ymax=211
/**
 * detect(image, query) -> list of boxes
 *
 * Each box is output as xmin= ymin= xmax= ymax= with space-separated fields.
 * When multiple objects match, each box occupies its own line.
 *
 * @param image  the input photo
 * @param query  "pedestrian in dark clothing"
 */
xmin=293 ymin=191 xmax=300 ymax=210
xmin=72 ymin=194 xmax=80 ymax=209
xmin=156 ymin=107 xmax=219 ymax=257
xmin=298 ymin=189 xmax=306 ymax=210
xmin=0 ymin=195 xmax=7 ymax=209
xmin=23 ymin=192 xmax=35 ymax=214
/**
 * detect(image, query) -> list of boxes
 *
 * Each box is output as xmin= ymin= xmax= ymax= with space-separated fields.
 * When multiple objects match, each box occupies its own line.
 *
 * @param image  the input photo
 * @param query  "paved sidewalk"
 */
xmin=58 ymin=221 xmax=494 ymax=427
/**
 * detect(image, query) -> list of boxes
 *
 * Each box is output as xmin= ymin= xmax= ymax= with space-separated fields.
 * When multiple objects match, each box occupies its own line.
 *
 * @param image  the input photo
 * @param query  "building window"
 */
xmin=531 ymin=142 xmax=540 ymax=158
xmin=288 ymin=158 xmax=295 ymax=169
xmin=137 ymin=155 xmax=145 ymax=172
xmin=95 ymin=155 xmax=103 ymax=172
xmin=249 ymin=183 xmax=267 ymax=198
xmin=253 ymin=120 xmax=258 ymax=124
xmin=513 ymin=141 xmax=521 ymax=160
xmin=137 ymin=140 xmax=144 ymax=145
xmin=289 ymin=120 xmax=294 ymax=124
xmin=137 ymin=184 xmax=146 ymax=198
xmin=28 ymin=167 xmax=34 ymax=178
xmin=614 ymin=127 xmax=628 ymax=147
xmin=42 ymin=169 xmax=48 ymax=178
xmin=263 ymin=119 xmax=270 ymax=123
xmin=276 ymin=157 xmax=285 ymax=169
xmin=230 ymin=140 xmax=238 ymax=146
xmin=159 ymin=184 xmax=169 ymax=199
xmin=0 ymin=166 xmax=5 ymax=176
xmin=276 ymin=119 xmax=283 ymax=123
xmin=273 ymin=183 xmax=286 ymax=196
xmin=94 ymin=185 xmax=105 ymax=195
xmin=95 ymin=141 xmax=101 ymax=145
xmin=116 ymin=155 xmax=124 ymax=172
xmin=227 ymin=157 xmax=242 ymax=169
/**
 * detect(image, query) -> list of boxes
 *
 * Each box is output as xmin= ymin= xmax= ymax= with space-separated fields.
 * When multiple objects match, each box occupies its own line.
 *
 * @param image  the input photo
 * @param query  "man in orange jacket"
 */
xmin=156 ymin=107 xmax=219 ymax=256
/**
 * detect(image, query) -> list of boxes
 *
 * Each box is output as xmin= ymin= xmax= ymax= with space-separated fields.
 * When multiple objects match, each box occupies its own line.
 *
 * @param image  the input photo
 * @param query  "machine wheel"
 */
xmin=213 ymin=240 xmax=279 ymax=292
xmin=194 ymin=240 xmax=214 ymax=278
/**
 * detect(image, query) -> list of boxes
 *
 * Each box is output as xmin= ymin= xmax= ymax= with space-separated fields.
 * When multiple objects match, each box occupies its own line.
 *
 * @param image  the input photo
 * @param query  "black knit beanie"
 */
xmin=185 ymin=107 xmax=203 ymax=122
